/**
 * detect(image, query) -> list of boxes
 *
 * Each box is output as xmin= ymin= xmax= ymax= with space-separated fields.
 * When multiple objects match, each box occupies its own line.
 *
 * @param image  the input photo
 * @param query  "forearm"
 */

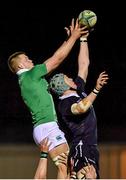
xmin=78 ymin=41 xmax=90 ymax=81
xmin=78 ymin=41 xmax=89 ymax=64
xmin=71 ymin=71 xmax=108 ymax=115
xmin=53 ymin=35 xmax=77 ymax=63
xmin=44 ymin=36 xmax=77 ymax=73
xmin=71 ymin=91 xmax=98 ymax=115
xmin=34 ymin=159 xmax=48 ymax=179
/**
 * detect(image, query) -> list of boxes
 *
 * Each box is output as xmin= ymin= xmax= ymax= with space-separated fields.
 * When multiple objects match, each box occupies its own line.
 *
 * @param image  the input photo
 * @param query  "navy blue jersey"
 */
xmin=58 ymin=76 xmax=97 ymax=145
xmin=58 ymin=76 xmax=100 ymax=177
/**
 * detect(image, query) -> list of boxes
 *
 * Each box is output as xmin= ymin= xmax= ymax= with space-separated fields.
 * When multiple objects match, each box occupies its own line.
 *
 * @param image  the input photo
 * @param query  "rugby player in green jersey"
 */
xmin=8 ymin=18 xmax=88 ymax=179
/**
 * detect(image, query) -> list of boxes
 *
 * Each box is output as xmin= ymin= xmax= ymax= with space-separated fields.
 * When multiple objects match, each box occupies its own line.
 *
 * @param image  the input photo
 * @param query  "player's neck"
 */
xmin=63 ymin=89 xmax=77 ymax=95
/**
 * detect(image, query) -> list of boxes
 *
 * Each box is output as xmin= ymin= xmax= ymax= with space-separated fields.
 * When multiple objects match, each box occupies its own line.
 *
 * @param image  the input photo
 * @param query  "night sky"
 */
xmin=0 ymin=2 xmax=126 ymax=144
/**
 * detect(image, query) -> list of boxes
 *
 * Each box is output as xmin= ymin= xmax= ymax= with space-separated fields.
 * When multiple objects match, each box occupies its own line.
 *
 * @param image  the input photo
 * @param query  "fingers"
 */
xmin=83 ymin=164 xmax=97 ymax=179
xmin=99 ymin=71 xmax=108 ymax=77
xmin=70 ymin=171 xmax=77 ymax=179
xmin=64 ymin=27 xmax=70 ymax=36
xmin=64 ymin=18 xmax=74 ymax=37
xmin=75 ymin=18 xmax=79 ymax=29
xmin=81 ymin=31 xmax=89 ymax=38
xmin=40 ymin=137 xmax=52 ymax=152
xmin=69 ymin=18 xmax=74 ymax=33
xmin=64 ymin=27 xmax=69 ymax=31
xmin=71 ymin=18 xmax=74 ymax=29
xmin=58 ymin=152 xmax=68 ymax=166
xmin=66 ymin=17 xmax=90 ymax=39
xmin=41 ymin=137 xmax=48 ymax=145
xmin=70 ymin=157 xmax=74 ymax=171
xmin=98 ymin=71 xmax=109 ymax=86
xmin=100 ymin=75 xmax=109 ymax=82
xmin=79 ymin=25 xmax=89 ymax=38
xmin=77 ymin=168 xmax=86 ymax=179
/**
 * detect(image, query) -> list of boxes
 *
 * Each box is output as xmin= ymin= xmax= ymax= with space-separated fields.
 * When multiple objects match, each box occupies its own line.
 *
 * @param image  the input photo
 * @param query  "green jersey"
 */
xmin=18 ymin=64 xmax=57 ymax=127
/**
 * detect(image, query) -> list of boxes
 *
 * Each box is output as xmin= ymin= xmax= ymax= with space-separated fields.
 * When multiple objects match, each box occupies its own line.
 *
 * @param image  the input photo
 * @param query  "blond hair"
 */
xmin=8 ymin=51 xmax=26 ymax=73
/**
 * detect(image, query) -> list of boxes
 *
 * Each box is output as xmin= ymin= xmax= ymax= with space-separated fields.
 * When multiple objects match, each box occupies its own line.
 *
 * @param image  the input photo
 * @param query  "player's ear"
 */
xmin=18 ymin=63 xmax=25 ymax=69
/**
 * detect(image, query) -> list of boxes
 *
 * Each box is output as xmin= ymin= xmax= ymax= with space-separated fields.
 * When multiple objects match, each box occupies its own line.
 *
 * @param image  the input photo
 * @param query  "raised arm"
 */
xmin=71 ymin=71 xmax=109 ymax=115
xmin=65 ymin=21 xmax=90 ymax=82
xmin=44 ymin=18 xmax=86 ymax=74
xmin=78 ymin=29 xmax=90 ymax=82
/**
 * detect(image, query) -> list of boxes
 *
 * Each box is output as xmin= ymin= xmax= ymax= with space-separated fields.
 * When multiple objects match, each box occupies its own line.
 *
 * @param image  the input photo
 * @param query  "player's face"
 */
xmin=18 ymin=54 xmax=34 ymax=69
xmin=64 ymin=75 xmax=77 ymax=89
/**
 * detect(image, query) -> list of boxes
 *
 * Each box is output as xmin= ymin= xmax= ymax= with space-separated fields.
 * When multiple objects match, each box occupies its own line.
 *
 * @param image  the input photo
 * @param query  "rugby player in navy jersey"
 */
xmin=49 ymin=25 xmax=109 ymax=178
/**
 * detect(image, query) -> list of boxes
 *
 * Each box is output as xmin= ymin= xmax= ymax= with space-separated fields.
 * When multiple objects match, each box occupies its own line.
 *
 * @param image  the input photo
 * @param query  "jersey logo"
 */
xmin=56 ymin=135 xmax=63 ymax=141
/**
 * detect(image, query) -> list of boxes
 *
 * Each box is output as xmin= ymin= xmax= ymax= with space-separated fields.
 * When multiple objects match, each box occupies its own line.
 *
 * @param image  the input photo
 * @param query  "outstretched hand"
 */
xmin=96 ymin=71 xmax=109 ymax=91
xmin=64 ymin=18 xmax=89 ymax=40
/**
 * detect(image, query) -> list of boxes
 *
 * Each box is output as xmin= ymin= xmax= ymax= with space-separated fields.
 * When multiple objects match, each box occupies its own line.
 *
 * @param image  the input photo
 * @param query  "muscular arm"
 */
xmin=44 ymin=19 xmax=86 ymax=74
xmin=78 ymin=40 xmax=90 ymax=82
xmin=76 ymin=25 xmax=89 ymax=82
xmin=44 ymin=36 xmax=77 ymax=73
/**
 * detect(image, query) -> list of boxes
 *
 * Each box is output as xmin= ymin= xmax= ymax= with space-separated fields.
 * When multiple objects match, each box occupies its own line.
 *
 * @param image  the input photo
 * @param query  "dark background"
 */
xmin=0 ymin=2 xmax=126 ymax=144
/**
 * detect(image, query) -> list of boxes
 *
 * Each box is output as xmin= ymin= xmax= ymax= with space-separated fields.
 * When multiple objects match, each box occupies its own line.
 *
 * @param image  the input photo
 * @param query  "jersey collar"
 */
xmin=59 ymin=93 xmax=79 ymax=100
xmin=16 ymin=69 xmax=30 ymax=75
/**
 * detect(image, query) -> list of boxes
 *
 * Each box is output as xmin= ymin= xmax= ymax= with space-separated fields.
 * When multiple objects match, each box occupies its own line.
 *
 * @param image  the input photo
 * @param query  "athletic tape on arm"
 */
xmin=71 ymin=99 xmax=92 ymax=115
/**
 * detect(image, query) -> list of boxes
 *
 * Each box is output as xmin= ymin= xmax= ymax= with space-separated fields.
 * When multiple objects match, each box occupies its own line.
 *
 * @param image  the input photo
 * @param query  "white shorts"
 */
xmin=33 ymin=121 xmax=67 ymax=151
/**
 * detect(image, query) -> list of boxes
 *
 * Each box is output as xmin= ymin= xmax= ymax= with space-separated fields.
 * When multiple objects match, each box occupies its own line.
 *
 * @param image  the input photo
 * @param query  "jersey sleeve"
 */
xmin=28 ymin=64 xmax=48 ymax=79
xmin=75 ymin=76 xmax=86 ymax=98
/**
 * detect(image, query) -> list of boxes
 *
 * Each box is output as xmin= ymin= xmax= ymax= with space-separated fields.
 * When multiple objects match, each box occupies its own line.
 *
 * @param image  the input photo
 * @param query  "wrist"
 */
xmin=80 ymin=36 xmax=87 ymax=42
xmin=92 ymin=87 xmax=100 ymax=95
xmin=40 ymin=151 xmax=48 ymax=159
xmin=95 ymin=87 xmax=101 ymax=91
